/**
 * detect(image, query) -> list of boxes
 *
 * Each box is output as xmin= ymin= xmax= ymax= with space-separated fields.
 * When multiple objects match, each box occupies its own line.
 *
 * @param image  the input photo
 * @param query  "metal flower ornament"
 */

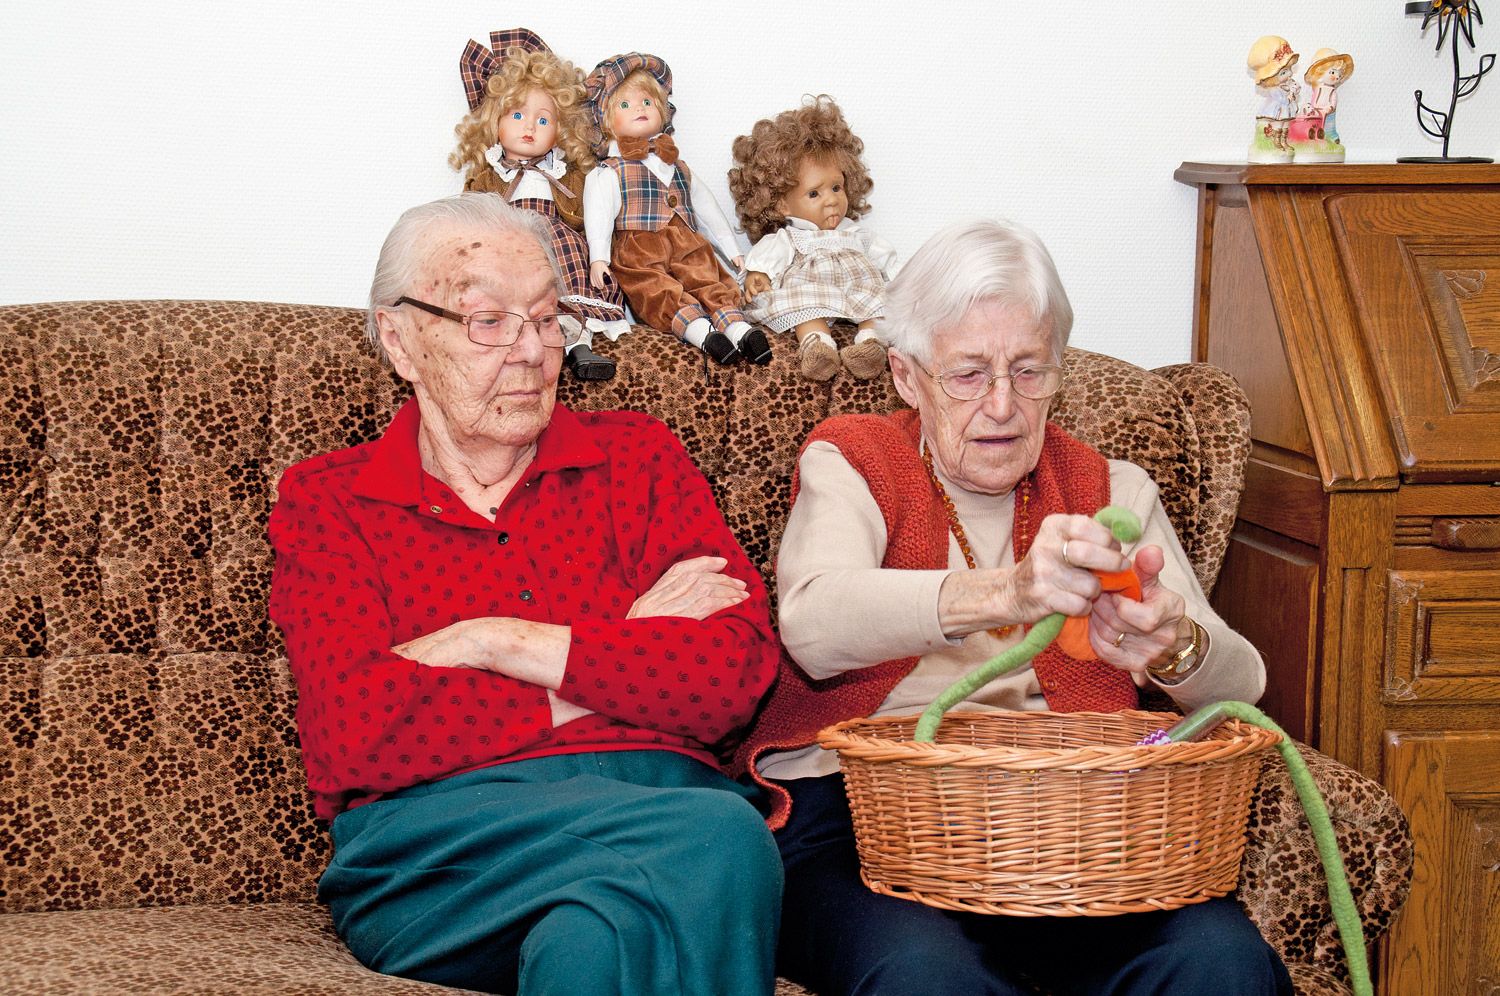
xmin=1399 ymin=0 xmax=1496 ymax=162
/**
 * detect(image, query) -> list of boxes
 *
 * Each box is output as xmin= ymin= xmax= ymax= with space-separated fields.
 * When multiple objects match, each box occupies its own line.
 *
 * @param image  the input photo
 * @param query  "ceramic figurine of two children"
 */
xmin=452 ymin=31 xmax=892 ymax=380
xmin=1248 ymin=36 xmax=1354 ymax=164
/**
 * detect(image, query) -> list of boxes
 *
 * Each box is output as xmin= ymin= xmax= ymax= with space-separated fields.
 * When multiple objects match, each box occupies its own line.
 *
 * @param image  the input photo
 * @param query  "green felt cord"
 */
xmin=909 ymin=506 xmax=1370 ymax=994
xmin=913 ymin=505 xmax=1142 ymax=744
xmin=913 ymin=615 xmax=1063 ymax=742
xmin=1170 ymin=702 xmax=1371 ymax=996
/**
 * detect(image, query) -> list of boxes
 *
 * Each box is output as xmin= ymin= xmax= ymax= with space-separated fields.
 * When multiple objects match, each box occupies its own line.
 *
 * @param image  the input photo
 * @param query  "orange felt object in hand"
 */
xmin=1055 ymin=565 xmax=1143 ymax=660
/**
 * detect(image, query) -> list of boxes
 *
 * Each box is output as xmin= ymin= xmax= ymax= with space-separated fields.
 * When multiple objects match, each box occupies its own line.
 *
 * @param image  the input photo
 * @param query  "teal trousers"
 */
xmin=321 ymin=751 xmax=782 ymax=995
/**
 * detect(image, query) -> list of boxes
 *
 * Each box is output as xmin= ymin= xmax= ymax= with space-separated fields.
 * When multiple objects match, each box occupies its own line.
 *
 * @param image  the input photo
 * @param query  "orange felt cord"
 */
xmin=1055 ymin=566 xmax=1142 ymax=659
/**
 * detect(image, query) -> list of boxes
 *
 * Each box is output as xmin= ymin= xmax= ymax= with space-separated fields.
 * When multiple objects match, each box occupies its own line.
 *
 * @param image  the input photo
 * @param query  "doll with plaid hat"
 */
xmin=450 ymin=28 xmax=626 ymax=380
xmin=582 ymin=53 xmax=772 ymax=365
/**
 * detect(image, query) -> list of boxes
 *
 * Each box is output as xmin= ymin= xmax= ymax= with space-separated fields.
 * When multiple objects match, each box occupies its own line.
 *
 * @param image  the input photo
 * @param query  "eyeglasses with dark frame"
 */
xmin=911 ymin=358 xmax=1066 ymax=402
xmin=390 ymin=296 xmax=571 ymax=348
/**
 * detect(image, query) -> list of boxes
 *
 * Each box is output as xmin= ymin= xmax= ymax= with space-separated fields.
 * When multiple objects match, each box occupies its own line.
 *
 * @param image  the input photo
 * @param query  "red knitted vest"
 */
xmin=734 ymin=409 xmax=1138 ymax=829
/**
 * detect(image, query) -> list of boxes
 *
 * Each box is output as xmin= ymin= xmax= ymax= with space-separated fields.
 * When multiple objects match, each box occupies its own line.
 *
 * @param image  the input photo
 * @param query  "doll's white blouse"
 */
xmin=582 ymin=139 xmax=742 ymax=268
xmin=743 ymin=217 xmax=898 ymax=284
xmin=483 ymin=146 xmax=569 ymax=203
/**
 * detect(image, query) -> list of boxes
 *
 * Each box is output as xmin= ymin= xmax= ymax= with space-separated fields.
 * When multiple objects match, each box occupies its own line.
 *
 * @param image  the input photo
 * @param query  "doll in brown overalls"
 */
xmin=449 ymin=28 xmax=626 ymax=380
xmin=582 ymin=52 xmax=772 ymax=366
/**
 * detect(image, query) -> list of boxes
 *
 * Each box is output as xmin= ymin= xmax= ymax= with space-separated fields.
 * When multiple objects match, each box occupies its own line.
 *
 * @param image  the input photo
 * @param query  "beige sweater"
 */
xmin=761 ymin=440 xmax=1266 ymax=781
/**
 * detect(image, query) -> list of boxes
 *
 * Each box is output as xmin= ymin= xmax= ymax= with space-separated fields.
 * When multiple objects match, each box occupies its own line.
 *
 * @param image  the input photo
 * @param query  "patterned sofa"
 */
xmin=0 ymin=301 xmax=1410 ymax=994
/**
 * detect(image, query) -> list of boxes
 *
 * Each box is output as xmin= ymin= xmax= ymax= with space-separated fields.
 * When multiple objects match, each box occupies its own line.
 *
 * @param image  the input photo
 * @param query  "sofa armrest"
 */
xmin=1237 ymin=743 xmax=1413 ymax=993
xmin=1151 ymin=362 xmax=1251 ymax=596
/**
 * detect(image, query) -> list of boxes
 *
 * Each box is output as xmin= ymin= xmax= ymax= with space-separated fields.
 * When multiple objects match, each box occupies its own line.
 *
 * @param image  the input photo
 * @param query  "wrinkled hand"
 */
xmin=628 ymin=556 xmax=749 ymax=620
xmin=744 ymin=271 xmax=772 ymax=298
xmin=590 ymin=260 xmax=612 ymax=290
xmin=1004 ymin=513 xmax=1129 ymax=623
xmin=1087 ymin=544 xmax=1188 ymax=683
xmin=392 ymin=618 xmax=492 ymax=669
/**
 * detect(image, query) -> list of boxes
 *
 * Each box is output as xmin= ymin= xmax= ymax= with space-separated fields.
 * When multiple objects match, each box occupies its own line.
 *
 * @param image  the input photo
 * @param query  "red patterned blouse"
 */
xmin=269 ymin=399 xmax=778 ymax=820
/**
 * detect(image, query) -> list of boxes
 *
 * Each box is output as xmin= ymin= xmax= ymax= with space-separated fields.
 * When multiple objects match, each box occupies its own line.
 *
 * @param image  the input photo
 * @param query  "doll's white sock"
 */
xmin=723 ymin=321 xmax=754 ymax=347
xmin=801 ymin=329 xmax=836 ymax=350
xmin=853 ymin=327 xmax=881 ymax=344
xmin=682 ymin=317 xmax=714 ymax=348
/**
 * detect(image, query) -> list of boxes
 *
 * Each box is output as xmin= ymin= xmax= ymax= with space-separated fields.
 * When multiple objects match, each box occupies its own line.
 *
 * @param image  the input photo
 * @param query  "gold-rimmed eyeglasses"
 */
xmin=912 ymin=359 xmax=1066 ymax=401
xmin=391 ymin=296 xmax=570 ymax=348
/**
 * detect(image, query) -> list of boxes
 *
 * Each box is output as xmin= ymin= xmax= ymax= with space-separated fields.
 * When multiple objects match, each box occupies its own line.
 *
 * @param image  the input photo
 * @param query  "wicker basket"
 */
xmin=817 ymin=709 xmax=1280 ymax=917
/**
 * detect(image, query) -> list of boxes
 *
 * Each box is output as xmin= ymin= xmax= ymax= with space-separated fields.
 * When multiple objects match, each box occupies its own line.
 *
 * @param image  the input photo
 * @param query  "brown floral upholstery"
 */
xmin=0 ymin=302 xmax=1409 ymax=994
xmin=2 ymin=903 xmax=477 ymax=994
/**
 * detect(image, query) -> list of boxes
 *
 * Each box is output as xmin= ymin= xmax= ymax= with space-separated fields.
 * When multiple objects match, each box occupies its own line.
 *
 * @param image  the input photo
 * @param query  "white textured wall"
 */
xmin=3 ymin=1 xmax=1497 ymax=368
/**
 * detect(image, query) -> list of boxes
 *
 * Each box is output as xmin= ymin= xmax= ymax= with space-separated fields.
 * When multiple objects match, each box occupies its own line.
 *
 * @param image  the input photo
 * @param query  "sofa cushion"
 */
xmin=0 ymin=902 xmax=477 ymax=994
xmin=0 ymin=652 xmax=327 ymax=913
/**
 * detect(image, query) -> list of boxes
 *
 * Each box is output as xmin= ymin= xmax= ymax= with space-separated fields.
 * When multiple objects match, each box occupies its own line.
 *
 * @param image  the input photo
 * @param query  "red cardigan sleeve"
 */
xmin=268 ymin=464 xmax=553 ymax=817
xmin=556 ymin=417 xmax=779 ymax=749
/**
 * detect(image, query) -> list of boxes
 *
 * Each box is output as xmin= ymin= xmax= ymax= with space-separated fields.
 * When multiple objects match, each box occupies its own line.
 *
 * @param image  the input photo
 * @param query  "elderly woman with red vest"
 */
xmin=735 ymin=219 xmax=1292 ymax=996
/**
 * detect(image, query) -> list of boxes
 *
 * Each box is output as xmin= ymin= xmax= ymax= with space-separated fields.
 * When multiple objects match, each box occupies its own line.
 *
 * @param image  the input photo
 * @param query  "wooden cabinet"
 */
xmin=1175 ymin=163 xmax=1500 ymax=996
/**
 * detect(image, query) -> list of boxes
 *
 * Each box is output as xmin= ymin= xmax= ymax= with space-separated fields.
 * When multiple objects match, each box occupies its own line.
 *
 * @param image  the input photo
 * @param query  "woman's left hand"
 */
xmin=1086 ymin=544 xmax=1190 ymax=684
xmin=392 ymin=616 xmax=572 ymax=690
xmin=392 ymin=618 xmax=495 ymax=669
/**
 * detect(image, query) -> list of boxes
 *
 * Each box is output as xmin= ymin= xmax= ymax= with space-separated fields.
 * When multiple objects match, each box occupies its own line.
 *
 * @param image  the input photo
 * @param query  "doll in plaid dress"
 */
xmin=729 ymin=96 xmax=895 ymax=382
xmin=450 ymin=28 xmax=626 ymax=380
xmin=582 ymin=53 xmax=772 ymax=366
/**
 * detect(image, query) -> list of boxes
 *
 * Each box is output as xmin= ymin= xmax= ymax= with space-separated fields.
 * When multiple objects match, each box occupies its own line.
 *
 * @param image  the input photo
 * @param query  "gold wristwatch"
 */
xmin=1147 ymin=618 xmax=1208 ymax=684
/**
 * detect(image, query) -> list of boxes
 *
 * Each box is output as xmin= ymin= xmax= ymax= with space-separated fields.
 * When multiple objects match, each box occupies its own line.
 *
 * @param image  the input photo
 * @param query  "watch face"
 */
xmin=1151 ymin=621 xmax=1203 ymax=682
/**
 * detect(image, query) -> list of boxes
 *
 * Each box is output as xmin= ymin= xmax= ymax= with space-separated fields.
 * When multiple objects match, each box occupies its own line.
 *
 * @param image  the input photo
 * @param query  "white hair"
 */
xmin=365 ymin=193 xmax=562 ymax=361
xmin=876 ymin=218 xmax=1072 ymax=364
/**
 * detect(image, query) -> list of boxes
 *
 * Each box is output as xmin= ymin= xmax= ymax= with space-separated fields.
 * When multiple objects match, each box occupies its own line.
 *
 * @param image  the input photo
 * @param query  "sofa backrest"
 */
xmin=0 ymin=301 xmax=1248 ymax=913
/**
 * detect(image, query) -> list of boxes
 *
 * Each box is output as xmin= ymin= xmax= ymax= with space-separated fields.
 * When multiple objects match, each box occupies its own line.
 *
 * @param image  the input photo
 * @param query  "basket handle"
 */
xmin=1158 ymin=702 xmax=1373 ymax=996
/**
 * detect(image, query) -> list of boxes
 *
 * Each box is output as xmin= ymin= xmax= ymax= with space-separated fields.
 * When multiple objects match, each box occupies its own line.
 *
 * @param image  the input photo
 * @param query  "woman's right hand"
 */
xmin=937 ymin=513 xmax=1129 ymax=638
xmin=1004 ymin=513 xmax=1130 ymax=621
xmin=627 ymin=556 xmax=750 ymax=620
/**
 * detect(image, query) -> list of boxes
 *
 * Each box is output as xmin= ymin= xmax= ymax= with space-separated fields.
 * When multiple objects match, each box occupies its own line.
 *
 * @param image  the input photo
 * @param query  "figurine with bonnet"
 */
xmin=1247 ymin=35 xmax=1300 ymax=163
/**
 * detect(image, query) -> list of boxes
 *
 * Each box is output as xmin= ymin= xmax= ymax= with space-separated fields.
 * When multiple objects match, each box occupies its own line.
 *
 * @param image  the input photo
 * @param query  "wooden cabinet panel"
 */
xmin=1206 ymin=197 xmax=1315 ymax=458
xmin=1329 ymin=192 xmax=1500 ymax=477
xmin=1177 ymin=163 xmax=1500 ymax=996
xmin=1213 ymin=525 xmax=1318 ymax=743
xmin=1382 ymin=732 xmax=1500 ymax=996
xmin=1385 ymin=568 xmax=1500 ymax=704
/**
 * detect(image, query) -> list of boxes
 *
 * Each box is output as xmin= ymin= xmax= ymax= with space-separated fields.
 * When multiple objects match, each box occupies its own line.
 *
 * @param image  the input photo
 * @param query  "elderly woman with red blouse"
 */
xmin=268 ymin=193 xmax=781 ymax=996
xmin=736 ymin=219 xmax=1292 ymax=996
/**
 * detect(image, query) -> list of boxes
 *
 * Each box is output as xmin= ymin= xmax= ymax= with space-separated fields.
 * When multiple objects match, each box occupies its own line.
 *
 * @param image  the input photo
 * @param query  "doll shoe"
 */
xmin=839 ymin=339 xmax=887 ymax=380
xmin=737 ymin=328 xmax=773 ymax=365
xmin=565 ymin=343 xmax=616 ymax=381
xmin=701 ymin=331 xmax=742 ymax=365
xmin=797 ymin=335 xmax=840 ymax=382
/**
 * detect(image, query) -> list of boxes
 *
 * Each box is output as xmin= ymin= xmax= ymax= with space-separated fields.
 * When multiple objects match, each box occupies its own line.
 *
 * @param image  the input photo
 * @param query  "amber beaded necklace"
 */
xmin=921 ymin=441 xmax=1032 ymax=641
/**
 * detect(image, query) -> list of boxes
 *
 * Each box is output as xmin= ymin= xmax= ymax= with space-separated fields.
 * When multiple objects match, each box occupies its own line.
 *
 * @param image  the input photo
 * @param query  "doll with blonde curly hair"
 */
xmin=450 ymin=29 xmax=627 ymax=379
xmin=729 ymin=96 xmax=895 ymax=381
